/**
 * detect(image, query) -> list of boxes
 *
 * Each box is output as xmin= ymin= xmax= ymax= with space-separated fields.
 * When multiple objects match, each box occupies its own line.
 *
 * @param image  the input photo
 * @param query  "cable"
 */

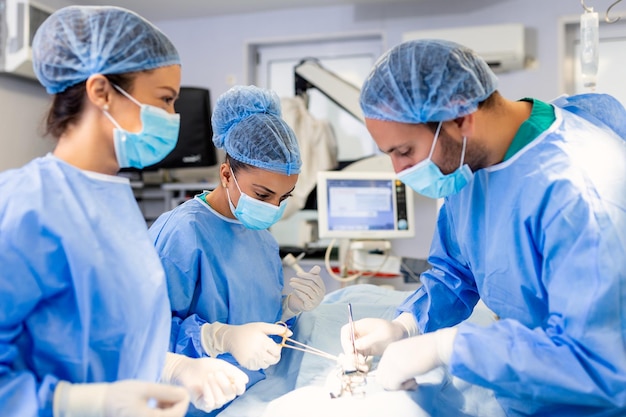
xmin=324 ymin=239 xmax=362 ymax=283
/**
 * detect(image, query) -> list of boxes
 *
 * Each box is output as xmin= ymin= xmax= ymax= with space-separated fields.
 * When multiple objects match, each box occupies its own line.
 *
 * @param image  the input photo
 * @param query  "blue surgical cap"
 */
xmin=212 ymin=85 xmax=301 ymax=176
xmin=360 ymin=39 xmax=498 ymax=123
xmin=32 ymin=6 xmax=180 ymax=94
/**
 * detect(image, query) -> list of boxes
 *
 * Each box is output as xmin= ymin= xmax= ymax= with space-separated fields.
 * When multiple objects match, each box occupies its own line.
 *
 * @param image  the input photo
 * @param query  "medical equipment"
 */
xmin=580 ymin=1 xmax=599 ymax=90
xmin=276 ymin=321 xmax=338 ymax=362
xmin=605 ymin=0 xmax=623 ymax=23
xmin=316 ymin=170 xmax=414 ymax=241
xmin=282 ymin=252 xmax=306 ymax=274
xmin=277 ymin=311 xmax=371 ymax=399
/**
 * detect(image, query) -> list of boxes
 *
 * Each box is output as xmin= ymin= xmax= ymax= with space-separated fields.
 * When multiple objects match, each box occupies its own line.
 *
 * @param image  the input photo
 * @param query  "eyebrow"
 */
xmin=253 ymin=184 xmax=296 ymax=196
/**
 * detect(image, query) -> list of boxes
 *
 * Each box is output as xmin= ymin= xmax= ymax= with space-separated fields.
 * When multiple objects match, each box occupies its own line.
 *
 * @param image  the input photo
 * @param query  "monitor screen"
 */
xmin=316 ymin=170 xmax=414 ymax=240
xmin=143 ymin=86 xmax=217 ymax=170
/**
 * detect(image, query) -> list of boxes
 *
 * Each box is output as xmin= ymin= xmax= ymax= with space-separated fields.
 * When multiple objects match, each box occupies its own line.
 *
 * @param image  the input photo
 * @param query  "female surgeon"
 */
xmin=149 ymin=85 xmax=326 ymax=413
xmin=0 ymin=6 xmax=248 ymax=417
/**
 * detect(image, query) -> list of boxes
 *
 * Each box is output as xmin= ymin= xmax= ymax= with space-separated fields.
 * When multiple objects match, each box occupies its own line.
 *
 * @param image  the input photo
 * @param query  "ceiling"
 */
xmin=73 ymin=0 xmax=396 ymax=21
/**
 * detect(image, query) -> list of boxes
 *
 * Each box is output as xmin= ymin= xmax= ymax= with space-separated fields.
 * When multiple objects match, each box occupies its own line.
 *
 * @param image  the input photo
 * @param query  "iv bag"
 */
xmin=580 ymin=11 xmax=599 ymax=90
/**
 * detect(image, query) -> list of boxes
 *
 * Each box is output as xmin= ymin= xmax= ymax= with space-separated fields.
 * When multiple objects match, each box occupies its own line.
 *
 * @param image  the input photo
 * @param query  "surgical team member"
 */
xmin=149 ymin=85 xmax=325 ymax=411
xmin=0 ymin=6 xmax=247 ymax=417
xmin=341 ymin=39 xmax=626 ymax=416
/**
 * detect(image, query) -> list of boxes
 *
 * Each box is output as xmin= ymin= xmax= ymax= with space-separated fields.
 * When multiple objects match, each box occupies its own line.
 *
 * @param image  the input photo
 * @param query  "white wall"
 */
xmin=0 ymin=0 xmax=617 ymax=173
xmin=0 ymin=74 xmax=53 ymax=171
xmin=155 ymin=0 xmax=611 ymax=105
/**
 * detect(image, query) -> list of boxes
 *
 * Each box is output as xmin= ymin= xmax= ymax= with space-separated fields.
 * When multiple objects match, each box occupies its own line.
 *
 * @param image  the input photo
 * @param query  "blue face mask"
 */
xmin=226 ymin=169 xmax=287 ymax=230
xmin=103 ymin=84 xmax=180 ymax=169
xmin=397 ymin=121 xmax=473 ymax=199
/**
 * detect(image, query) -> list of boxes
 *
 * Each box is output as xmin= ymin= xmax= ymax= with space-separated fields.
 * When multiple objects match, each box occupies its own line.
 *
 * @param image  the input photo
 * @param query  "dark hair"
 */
xmin=44 ymin=73 xmax=136 ymax=139
xmin=225 ymin=154 xmax=253 ymax=175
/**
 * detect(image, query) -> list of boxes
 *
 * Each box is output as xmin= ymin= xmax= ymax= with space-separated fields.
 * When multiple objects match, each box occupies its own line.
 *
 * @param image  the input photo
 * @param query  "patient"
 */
xmin=149 ymin=85 xmax=326 ymax=415
xmin=217 ymin=285 xmax=504 ymax=417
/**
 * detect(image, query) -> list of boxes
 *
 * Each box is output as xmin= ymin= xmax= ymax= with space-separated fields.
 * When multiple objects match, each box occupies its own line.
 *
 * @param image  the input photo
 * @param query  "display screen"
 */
xmin=317 ymin=171 xmax=413 ymax=239
xmin=327 ymin=179 xmax=397 ymax=231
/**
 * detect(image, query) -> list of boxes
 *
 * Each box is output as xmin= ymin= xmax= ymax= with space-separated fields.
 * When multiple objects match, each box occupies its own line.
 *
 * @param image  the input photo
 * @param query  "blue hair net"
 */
xmin=32 ymin=6 xmax=180 ymax=94
xmin=360 ymin=39 xmax=498 ymax=123
xmin=212 ymin=85 xmax=301 ymax=176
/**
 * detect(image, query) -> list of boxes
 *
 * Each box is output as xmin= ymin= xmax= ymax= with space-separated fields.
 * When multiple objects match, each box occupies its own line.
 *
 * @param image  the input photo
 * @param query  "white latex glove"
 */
xmin=340 ymin=317 xmax=407 ymax=357
xmin=53 ymin=379 xmax=189 ymax=417
xmin=161 ymin=352 xmax=248 ymax=412
xmin=282 ymin=265 xmax=325 ymax=319
xmin=201 ymin=322 xmax=291 ymax=371
xmin=376 ymin=327 xmax=458 ymax=391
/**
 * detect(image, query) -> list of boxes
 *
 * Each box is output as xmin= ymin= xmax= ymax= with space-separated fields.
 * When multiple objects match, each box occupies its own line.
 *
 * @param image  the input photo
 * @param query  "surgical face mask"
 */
xmin=397 ymin=122 xmax=473 ymax=199
xmin=226 ymin=168 xmax=287 ymax=230
xmin=103 ymin=84 xmax=180 ymax=169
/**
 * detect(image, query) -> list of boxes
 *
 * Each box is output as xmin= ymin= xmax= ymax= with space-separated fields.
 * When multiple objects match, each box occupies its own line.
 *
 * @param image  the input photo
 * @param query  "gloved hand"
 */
xmin=282 ymin=265 xmax=325 ymax=320
xmin=53 ymin=379 xmax=190 ymax=417
xmin=376 ymin=327 xmax=458 ymax=391
xmin=201 ymin=322 xmax=291 ymax=370
xmin=340 ymin=317 xmax=407 ymax=357
xmin=161 ymin=352 xmax=248 ymax=412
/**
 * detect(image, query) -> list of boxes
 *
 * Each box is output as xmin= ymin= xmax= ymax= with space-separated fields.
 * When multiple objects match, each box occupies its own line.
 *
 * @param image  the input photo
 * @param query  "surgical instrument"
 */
xmin=276 ymin=322 xmax=338 ymax=362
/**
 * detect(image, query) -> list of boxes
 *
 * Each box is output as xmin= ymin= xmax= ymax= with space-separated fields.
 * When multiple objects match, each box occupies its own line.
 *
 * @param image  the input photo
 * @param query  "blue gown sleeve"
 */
xmin=396 ymin=204 xmax=480 ymax=332
xmin=149 ymin=214 xmax=207 ymax=359
xmin=0 ymin=227 xmax=60 ymax=417
xmin=451 ymin=194 xmax=626 ymax=409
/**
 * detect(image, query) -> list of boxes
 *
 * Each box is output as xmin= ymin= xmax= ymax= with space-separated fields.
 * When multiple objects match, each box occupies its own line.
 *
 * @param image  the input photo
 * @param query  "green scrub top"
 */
xmin=503 ymin=98 xmax=556 ymax=161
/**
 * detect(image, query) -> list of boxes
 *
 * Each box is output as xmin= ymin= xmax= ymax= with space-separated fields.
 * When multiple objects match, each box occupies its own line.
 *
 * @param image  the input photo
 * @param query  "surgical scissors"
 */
xmin=276 ymin=321 xmax=338 ymax=361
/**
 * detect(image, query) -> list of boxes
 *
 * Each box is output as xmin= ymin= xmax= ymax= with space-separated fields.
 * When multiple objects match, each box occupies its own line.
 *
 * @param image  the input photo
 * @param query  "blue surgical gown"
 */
xmin=0 ymin=155 xmax=171 ymax=417
xmin=149 ymin=194 xmax=285 ymax=403
xmin=398 ymin=107 xmax=626 ymax=416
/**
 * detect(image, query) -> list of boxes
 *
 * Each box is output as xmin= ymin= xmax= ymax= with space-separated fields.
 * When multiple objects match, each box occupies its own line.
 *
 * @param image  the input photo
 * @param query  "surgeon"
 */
xmin=341 ymin=39 xmax=626 ymax=416
xmin=0 ymin=6 xmax=248 ymax=417
xmin=149 ymin=85 xmax=325 ymax=414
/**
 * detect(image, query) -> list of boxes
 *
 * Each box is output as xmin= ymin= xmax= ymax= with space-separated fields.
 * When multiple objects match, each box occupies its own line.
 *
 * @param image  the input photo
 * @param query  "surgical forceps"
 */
xmin=276 ymin=321 xmax=338 ymax=361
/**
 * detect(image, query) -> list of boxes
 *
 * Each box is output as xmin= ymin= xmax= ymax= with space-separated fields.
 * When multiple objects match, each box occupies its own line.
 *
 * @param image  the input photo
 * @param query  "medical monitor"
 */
xmin=316 ymin=170 xmax=414 ymax=240
xmin=143 ymin=86 xmax=217 ymax=170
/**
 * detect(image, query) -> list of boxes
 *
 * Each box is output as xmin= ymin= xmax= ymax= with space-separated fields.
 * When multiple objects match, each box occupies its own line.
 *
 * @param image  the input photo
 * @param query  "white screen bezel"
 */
xmin=316 ymin=170 xmax=415 ymax=240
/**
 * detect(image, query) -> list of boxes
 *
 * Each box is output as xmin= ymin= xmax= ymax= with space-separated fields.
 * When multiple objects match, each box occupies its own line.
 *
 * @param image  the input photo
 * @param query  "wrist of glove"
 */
xmin=201 ymin=322 xmax=291 ymax=371
xmin=161 ymin=352 xmax=248 ymax=412
xmin=283 ymin=265 xmax=325 ymax=317
xmin=376 ymin=327 xmax=458 ymax=391
xmin=53 ymin=379 xmax=189 ymax=417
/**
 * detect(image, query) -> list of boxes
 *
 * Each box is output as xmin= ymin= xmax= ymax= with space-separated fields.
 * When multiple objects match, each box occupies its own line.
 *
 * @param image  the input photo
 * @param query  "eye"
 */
xmin=279 ymin=193 xmax=293 ymax=202
xmin=397 ymin=148 xmax=412 ymax=157
xmin=255 ymin=193 xmax=270 ymax=200
xmin=162 ymin=96 xmax=175 ymax=106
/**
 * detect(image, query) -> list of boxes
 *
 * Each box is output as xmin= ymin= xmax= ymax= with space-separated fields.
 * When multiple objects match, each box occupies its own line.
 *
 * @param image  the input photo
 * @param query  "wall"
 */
xmin=0 ymin=0 xmax=616 ymax=173
xmin=0 ymin=0 xmax=69 ymax=172
xmin=0 ymin=73 xmax=54 ymax=171
xmin=156 ymin=0 xmax=613 ymax=104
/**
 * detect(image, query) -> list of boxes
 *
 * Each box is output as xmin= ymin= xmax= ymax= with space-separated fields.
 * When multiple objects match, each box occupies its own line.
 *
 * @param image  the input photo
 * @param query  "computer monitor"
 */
xmin=140 ymin=86 xmax=218 ymax=171
xmin=316 ymin=170 xmax=414 ymax=240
